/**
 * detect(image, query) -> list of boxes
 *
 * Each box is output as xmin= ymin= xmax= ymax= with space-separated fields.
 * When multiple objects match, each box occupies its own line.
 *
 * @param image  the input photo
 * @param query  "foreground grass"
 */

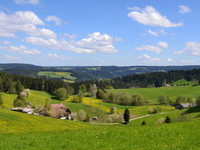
xmin=108 ymin=86 xmax=200 ymax=104
xmin=1 ymin=108 xmax=200 ymax=149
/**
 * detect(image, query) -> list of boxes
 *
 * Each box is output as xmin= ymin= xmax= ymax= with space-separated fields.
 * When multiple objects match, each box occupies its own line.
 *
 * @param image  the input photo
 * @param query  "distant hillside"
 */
xmin=1 ymin=63 xmax=200 ymax=82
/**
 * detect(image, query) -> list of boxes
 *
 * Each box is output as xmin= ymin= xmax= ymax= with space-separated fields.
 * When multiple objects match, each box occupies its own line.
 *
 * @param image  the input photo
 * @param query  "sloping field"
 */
xmin=108 ymin=86 xmax=200 ymax=104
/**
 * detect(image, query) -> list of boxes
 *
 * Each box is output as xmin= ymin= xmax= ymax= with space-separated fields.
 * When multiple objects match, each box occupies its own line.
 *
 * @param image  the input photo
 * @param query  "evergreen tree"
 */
xmin=141 ymin=121 xmax=146 ymax=125
xmin=16 ymin=81 xmax=23 ymax=94
xmin=123 ymin=108 xmax=130 ymax=124
xmin=165 ymin=116 xmax=171 ymax=123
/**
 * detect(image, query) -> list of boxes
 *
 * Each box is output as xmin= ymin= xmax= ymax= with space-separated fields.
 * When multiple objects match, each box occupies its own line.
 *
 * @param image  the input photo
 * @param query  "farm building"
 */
xmin=50 ymin=103 xmax=71 ymax=119
xmin=175 ymin=103 xmax=196 ymax=109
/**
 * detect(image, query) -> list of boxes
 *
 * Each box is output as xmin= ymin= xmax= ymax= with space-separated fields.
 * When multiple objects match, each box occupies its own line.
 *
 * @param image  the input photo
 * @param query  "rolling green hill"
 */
xmin=108 ymin=86 xmax=200 ymax=104
xmin=1 ymin=87 xmax=200 ymax=149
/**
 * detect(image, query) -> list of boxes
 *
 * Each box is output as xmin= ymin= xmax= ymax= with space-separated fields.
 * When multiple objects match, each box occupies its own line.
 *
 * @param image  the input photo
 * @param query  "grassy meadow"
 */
xmin=1 ymin=86 xmax=200 ymax=149
xmin=108 ymin=85 xmax=200 ymax=104
xmin=38 ymin=71 xmax=76 ymax=82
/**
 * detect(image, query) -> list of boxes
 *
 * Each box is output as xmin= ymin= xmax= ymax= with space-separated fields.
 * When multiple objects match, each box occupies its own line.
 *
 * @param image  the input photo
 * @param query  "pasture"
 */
xmin=108 ymin=86 xmax=200 ymax=104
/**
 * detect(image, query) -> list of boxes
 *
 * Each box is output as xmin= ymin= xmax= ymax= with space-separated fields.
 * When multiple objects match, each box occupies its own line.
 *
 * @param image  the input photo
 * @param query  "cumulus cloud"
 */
xmin=175 ymin=42 xmax=200 ymax=56
xmin=135 ymin=42 xmax=168 ymax=54
xmin=25 ymin=32 xmax=119 ymax=54
xmin=15 ymin=0 xmax=39 ymax=5
xmin=179 ymin=5 xmax=191 ymax=14
xmin=0 ymin=11 xmax=56 ymax=38
xmin=157 ymin=42 xmax=168 ymax=48
xmin=0 ymin=45 xmax=40 ymax=55
xmin=138 ymin=54 xmax=160 ymax=63
xmin=39 ymin=53 xmax=71 ymax=60
xmin=45 ymin=16 xmax=62 ymax=26
xmin=166 ymin=58 xmax=173 ymax=62
xmin=147 ymin=30 xmax=158 ymax=36
xmin=128 ymin=6 xmax=183 ymax=27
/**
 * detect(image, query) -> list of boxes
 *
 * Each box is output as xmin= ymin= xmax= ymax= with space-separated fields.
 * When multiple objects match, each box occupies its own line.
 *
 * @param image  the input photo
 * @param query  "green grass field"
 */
xmin=172 ymin=79 xmax=197 ymax=86
xmin=38 ymin=71 xmax=76 ymax=82
xmin=1 ymin=87 xmax=200 ymax=149
xmin=108 ymin=86 xmax=200 ymax=104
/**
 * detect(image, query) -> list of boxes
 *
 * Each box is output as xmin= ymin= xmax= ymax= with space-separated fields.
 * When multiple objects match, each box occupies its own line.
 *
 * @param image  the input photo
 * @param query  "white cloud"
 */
xmin=45 ymin=16 xmax=62 ymax=26
xmin=175 ymin=42 xmax=200 ymax=56
xmin=166 ymin=58 xmax=173 ymax=62
xmin=139 ymin=54 xmax=160 ymax=63
xmin=135 ymin=42 xmax=168 ymax=54
xmin=0 ymin=11 xmax=56 ymax=38
xmin=14 ymin=0 xmax=39 ymax=5
xmin=147 ymin=30 xmax=158 ymax=36
xmin=128 ymin=6 xmax=183 ymax=27
xmin=136 ymin=45 xmax=163 ymax=54
xmin=4 ymin=55 xmax=21 ymax=60
xmin=0 ymin=45 xmax=40 ymax=55
xmin=157 ymin=42 xmax=168 ymax=48
xmin=26 ymin=32 xmax=119 ymax=54
xmin=39 ymin=53 xmax=71 ymax=60
xmin=179 ymin=5 xmax=191 ymax=14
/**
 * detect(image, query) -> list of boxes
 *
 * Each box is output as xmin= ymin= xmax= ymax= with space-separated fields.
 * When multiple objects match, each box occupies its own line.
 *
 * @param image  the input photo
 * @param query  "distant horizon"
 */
xmin=1 ymin=62 xmax=200 ymax=67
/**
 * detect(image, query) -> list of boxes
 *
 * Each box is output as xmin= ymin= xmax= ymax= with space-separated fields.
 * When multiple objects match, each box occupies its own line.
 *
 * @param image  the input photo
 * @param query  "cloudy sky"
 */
xmin=0 ymin=0 xmax=200 ymax=66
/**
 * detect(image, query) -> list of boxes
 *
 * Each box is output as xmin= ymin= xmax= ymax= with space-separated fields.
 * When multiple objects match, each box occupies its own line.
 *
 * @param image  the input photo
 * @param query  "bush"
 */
xmin=157 ymin=118 xmax=165 ymax=125
xmin=0 ymin=94 xmax=3 ymax=107
xmin=77 ymin=110 xmax=87 ymax=121
xmin=103 ymin=114 xmax=123 ymax=123
xmin=55 ymin=88 xmax=68 ymax=100
xmin=158 ymin=95 xmax=172 ymax=105
xmin=110 ymin=107 xmax=117 ymax=114
xmin=13 ymin=99 xmax=25 ymax=107
xmin=148 ymin=106 xmax=161 ymax=114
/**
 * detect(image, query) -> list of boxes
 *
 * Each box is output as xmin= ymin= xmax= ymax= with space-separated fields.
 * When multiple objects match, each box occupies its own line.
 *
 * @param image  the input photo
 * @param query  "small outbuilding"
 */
xmin=175 ymin=103 xmax=196 ymax=109
xmin=50 ymin=103 xmax=71 ymax=118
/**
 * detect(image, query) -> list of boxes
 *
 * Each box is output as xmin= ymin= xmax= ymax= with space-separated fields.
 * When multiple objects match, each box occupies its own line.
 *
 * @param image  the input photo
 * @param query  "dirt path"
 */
xmin=91 ymin=114 xmax=151 ymax=125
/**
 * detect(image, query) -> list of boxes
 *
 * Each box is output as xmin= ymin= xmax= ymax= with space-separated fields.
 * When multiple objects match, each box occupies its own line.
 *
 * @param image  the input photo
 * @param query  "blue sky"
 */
xmin=0 ymin=0 xmax=200 ymax=66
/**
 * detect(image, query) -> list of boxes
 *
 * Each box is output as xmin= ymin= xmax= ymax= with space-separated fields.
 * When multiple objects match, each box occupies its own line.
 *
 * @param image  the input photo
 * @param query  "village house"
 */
xmin=50 ymin=103 xmax=72 ymax=119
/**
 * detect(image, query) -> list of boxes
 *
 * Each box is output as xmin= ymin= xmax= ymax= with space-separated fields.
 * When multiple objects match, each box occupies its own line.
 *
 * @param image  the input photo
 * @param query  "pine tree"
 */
xmin=123 ymin=108 xmax=130 ymax=124
xmin=141 ymin=121 xmax=146 ymax=125
xmin=165 ymin=116 xmax=171 ymax=123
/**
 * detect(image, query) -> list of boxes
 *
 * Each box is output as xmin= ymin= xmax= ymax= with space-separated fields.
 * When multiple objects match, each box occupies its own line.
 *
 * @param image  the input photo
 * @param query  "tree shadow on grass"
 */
xmin=184 ymin=106 xmax=200 ymax=114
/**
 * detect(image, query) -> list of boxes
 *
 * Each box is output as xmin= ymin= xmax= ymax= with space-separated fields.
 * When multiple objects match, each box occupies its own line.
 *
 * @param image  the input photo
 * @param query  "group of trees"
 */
xmin=97 ymin=91 xmax=147 ymax=106
xmin=158 ymin=95 xmax=195 ymax=105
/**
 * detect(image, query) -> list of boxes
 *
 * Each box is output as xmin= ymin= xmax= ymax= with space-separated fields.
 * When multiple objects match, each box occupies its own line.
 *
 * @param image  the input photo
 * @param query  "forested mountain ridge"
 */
xmin=1 ymin=63 xmax=200 ymax=82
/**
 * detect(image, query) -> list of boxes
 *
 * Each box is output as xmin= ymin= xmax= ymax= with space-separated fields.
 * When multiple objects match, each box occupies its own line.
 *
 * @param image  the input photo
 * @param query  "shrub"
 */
xmin=77 ymin=110 xmax=87 ymax=121
xmin=13 ymin=99 xmax=25 ymax=107
xmin=0 ymin=94 xmax=3 ymax=107
xmin=148 ymin=106 xmax=161 ymax=114
xmin=110 ymin=107 xmax=117 ymax=114
xmin=103 ymin=114 xmax=123 ymax=123
xmin=55 ymin=88 xmax=68 ymax=100
xmin=157 ymin=118 xmax=165 ymax=125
